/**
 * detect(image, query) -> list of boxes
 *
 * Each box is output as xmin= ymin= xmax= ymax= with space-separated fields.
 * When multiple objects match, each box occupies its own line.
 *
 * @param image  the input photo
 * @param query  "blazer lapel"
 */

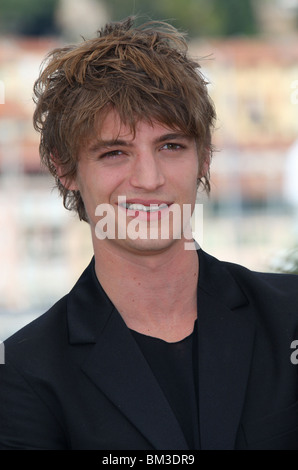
xmin=81 ymin=308 xmax=188 ymax=450
xmin=196 ymin=250 xmax=256 ymax=450
xmin=67 ymin=258 xmax=188 ymax=450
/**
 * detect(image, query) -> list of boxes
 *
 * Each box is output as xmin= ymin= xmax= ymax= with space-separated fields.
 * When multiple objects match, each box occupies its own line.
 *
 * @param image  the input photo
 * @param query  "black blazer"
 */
xmin=0 ymin=249 xmax=298 ymax=450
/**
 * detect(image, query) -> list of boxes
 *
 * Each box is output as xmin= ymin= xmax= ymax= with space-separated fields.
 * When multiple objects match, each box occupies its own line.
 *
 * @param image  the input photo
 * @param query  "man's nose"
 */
xmin=129 ymin=152 xmax=165 ymax=190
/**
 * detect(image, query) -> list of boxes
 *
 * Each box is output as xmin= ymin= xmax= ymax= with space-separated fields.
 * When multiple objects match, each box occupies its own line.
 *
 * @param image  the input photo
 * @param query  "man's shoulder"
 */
xmin=199 ymin=249 xmax=298 ymax=304
xmin=3 ymin=257 xmax=110 ymax=366
xmin=4 ymin=295 xmax=69 ymax=363
xmin=223 ymin=257 xmax=298 ymax=293
xmin=203 ymin=249 xmax=296 ymax=281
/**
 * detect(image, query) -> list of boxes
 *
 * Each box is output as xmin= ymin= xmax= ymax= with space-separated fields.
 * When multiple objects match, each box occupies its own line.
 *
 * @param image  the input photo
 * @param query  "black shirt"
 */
xmin=130 ymin=324 xmax=200 ymax=449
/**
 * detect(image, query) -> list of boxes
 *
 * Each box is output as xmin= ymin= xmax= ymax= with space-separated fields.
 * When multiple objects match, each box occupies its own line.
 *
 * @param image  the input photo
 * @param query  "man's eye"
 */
xmin=100 ymin=150 xmax=124 ymax=159
xmin=161 ymin=143 xmax=183 ymax=151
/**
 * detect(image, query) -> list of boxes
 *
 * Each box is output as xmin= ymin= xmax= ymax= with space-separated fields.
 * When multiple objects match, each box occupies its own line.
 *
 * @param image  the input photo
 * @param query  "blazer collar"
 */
xmin=81 ymin=306 xmax=189 ymax=449
xmin=67 ymin=258 xmax=114 ymax=344
xmin=198 ymin=249 xmax=249 ymax=310
xmin=67 ymin=249 xmax=249 ymax=343
xmin=66 ymin=250 xmax=255 ymax=450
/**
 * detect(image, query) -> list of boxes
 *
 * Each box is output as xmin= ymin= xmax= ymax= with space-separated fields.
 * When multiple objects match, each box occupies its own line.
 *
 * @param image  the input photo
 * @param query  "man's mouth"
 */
xmin=121 ymin=202 xmax=169 ymax=213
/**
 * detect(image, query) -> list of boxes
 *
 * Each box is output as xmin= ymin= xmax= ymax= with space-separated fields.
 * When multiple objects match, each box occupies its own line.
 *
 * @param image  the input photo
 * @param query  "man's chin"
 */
xmin=111 ymin=236 xmax=182 ymax=256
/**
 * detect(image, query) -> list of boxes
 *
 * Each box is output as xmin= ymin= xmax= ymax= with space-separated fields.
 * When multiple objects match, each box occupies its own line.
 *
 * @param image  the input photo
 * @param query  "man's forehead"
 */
xmin=91 ymin=109 xmax=188 ymax=144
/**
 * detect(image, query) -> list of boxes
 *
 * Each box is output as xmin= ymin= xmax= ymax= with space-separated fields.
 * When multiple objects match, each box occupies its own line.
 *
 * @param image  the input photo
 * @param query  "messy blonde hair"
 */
xmin=33 ymin=17 xmax=216 ymax=222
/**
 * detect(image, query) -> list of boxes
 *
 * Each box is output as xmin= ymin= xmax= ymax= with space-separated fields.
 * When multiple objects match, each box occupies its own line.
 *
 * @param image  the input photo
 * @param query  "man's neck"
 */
xmin=93 ymin=240 xmax=199 ymax=342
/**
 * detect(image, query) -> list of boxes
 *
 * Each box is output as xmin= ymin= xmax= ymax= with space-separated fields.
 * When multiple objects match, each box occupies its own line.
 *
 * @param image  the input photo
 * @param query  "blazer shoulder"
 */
xmin=200 ymin=249 xmax=298 ymax=292
xmin=198 ymin=250 xmax=298 ymax=317
xmin=4 ymin=295 xmax=69 ymax=362
xmin=223 ymin=258 xmax=298 ymax=295
xmin=218 ymin=258 xmax=298 ymax=324
xmin=3 ymin=257 xmax=109 ymax=368
xmin=4 ymin=258 xmax=96 ymax=352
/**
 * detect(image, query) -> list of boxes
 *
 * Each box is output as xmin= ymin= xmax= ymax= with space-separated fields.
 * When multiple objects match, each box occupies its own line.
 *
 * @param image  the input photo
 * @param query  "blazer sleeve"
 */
xmin=0 ymin=359 xmax=67 ymax=450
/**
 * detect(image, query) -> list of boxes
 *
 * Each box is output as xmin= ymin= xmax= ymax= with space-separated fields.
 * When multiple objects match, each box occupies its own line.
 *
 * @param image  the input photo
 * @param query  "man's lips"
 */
xmin=117 ymin=199 xmax=173 ymax=213
xmin=116 ymin=199 xmax=173 ymax=220
xmin=124 ymin=199 xmax=172 ymax=205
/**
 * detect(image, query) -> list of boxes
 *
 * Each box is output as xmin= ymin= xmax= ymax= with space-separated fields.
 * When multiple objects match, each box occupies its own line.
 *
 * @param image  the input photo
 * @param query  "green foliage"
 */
xmin=272 ymin=246 xmax=298 ymax=275
xmin=106 ymin=0 xmax=258 ymax=38
xmin=212 ymin=0 xmax=257 ymax=36
xmin=0 ymin=0 xmax=258 ymax=38
xmin=0 ymin=0 xmax=58 ymax=36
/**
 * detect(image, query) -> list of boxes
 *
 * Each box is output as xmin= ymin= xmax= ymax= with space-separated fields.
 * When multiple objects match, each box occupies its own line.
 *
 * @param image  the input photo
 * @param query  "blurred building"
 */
xmin=0 ymin=38 xmax=93 ymax=338
xmin=190 ymin=37 xmax=298 ymax=209
xmin=55 ymin=0 xmax=109 ymax=41
xmin=189 ymin=36 xmax=298 ymax=271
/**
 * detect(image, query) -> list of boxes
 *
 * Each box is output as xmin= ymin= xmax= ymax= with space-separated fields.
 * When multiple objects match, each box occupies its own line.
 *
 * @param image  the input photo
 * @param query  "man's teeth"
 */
xmin=125 ymin=203 xmax=168 ymax=212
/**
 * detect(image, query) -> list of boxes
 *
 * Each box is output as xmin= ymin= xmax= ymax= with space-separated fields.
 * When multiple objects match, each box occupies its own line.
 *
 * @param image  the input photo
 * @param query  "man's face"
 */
xmin=71 ymin=109 xmax=205 ymax=256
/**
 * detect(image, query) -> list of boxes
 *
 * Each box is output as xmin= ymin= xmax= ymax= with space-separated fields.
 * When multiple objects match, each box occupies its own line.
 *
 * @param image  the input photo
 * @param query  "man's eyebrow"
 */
xmin=153 ymin=132 xmax=192 ymax=144
xmin=87 ymin=139 xmax=129 ymax=153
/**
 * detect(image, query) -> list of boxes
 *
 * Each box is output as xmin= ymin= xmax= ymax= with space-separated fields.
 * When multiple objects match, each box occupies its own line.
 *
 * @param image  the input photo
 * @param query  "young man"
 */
xmin=0 ymin=18 xmax=298 ymax=450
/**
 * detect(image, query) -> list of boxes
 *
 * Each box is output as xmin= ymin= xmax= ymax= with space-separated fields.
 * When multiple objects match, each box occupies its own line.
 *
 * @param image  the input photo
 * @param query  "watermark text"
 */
xmin=290 ymin=340 xmax=298 ymax=364
xmin=94 ymin=197 xmax=203 ymax=250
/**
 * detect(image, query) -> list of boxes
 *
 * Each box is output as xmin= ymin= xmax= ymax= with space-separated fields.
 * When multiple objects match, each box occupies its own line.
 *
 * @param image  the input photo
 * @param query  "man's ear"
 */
xmin=51 ymin=154 xmax=78 ymax=191
xmin=198 ymin=148 xmax=211 ymax=180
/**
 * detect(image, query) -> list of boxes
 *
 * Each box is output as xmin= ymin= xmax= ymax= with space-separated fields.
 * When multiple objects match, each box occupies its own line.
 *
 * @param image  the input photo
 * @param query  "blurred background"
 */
xmin=1 ymin=0 xmax=298 ymax=339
